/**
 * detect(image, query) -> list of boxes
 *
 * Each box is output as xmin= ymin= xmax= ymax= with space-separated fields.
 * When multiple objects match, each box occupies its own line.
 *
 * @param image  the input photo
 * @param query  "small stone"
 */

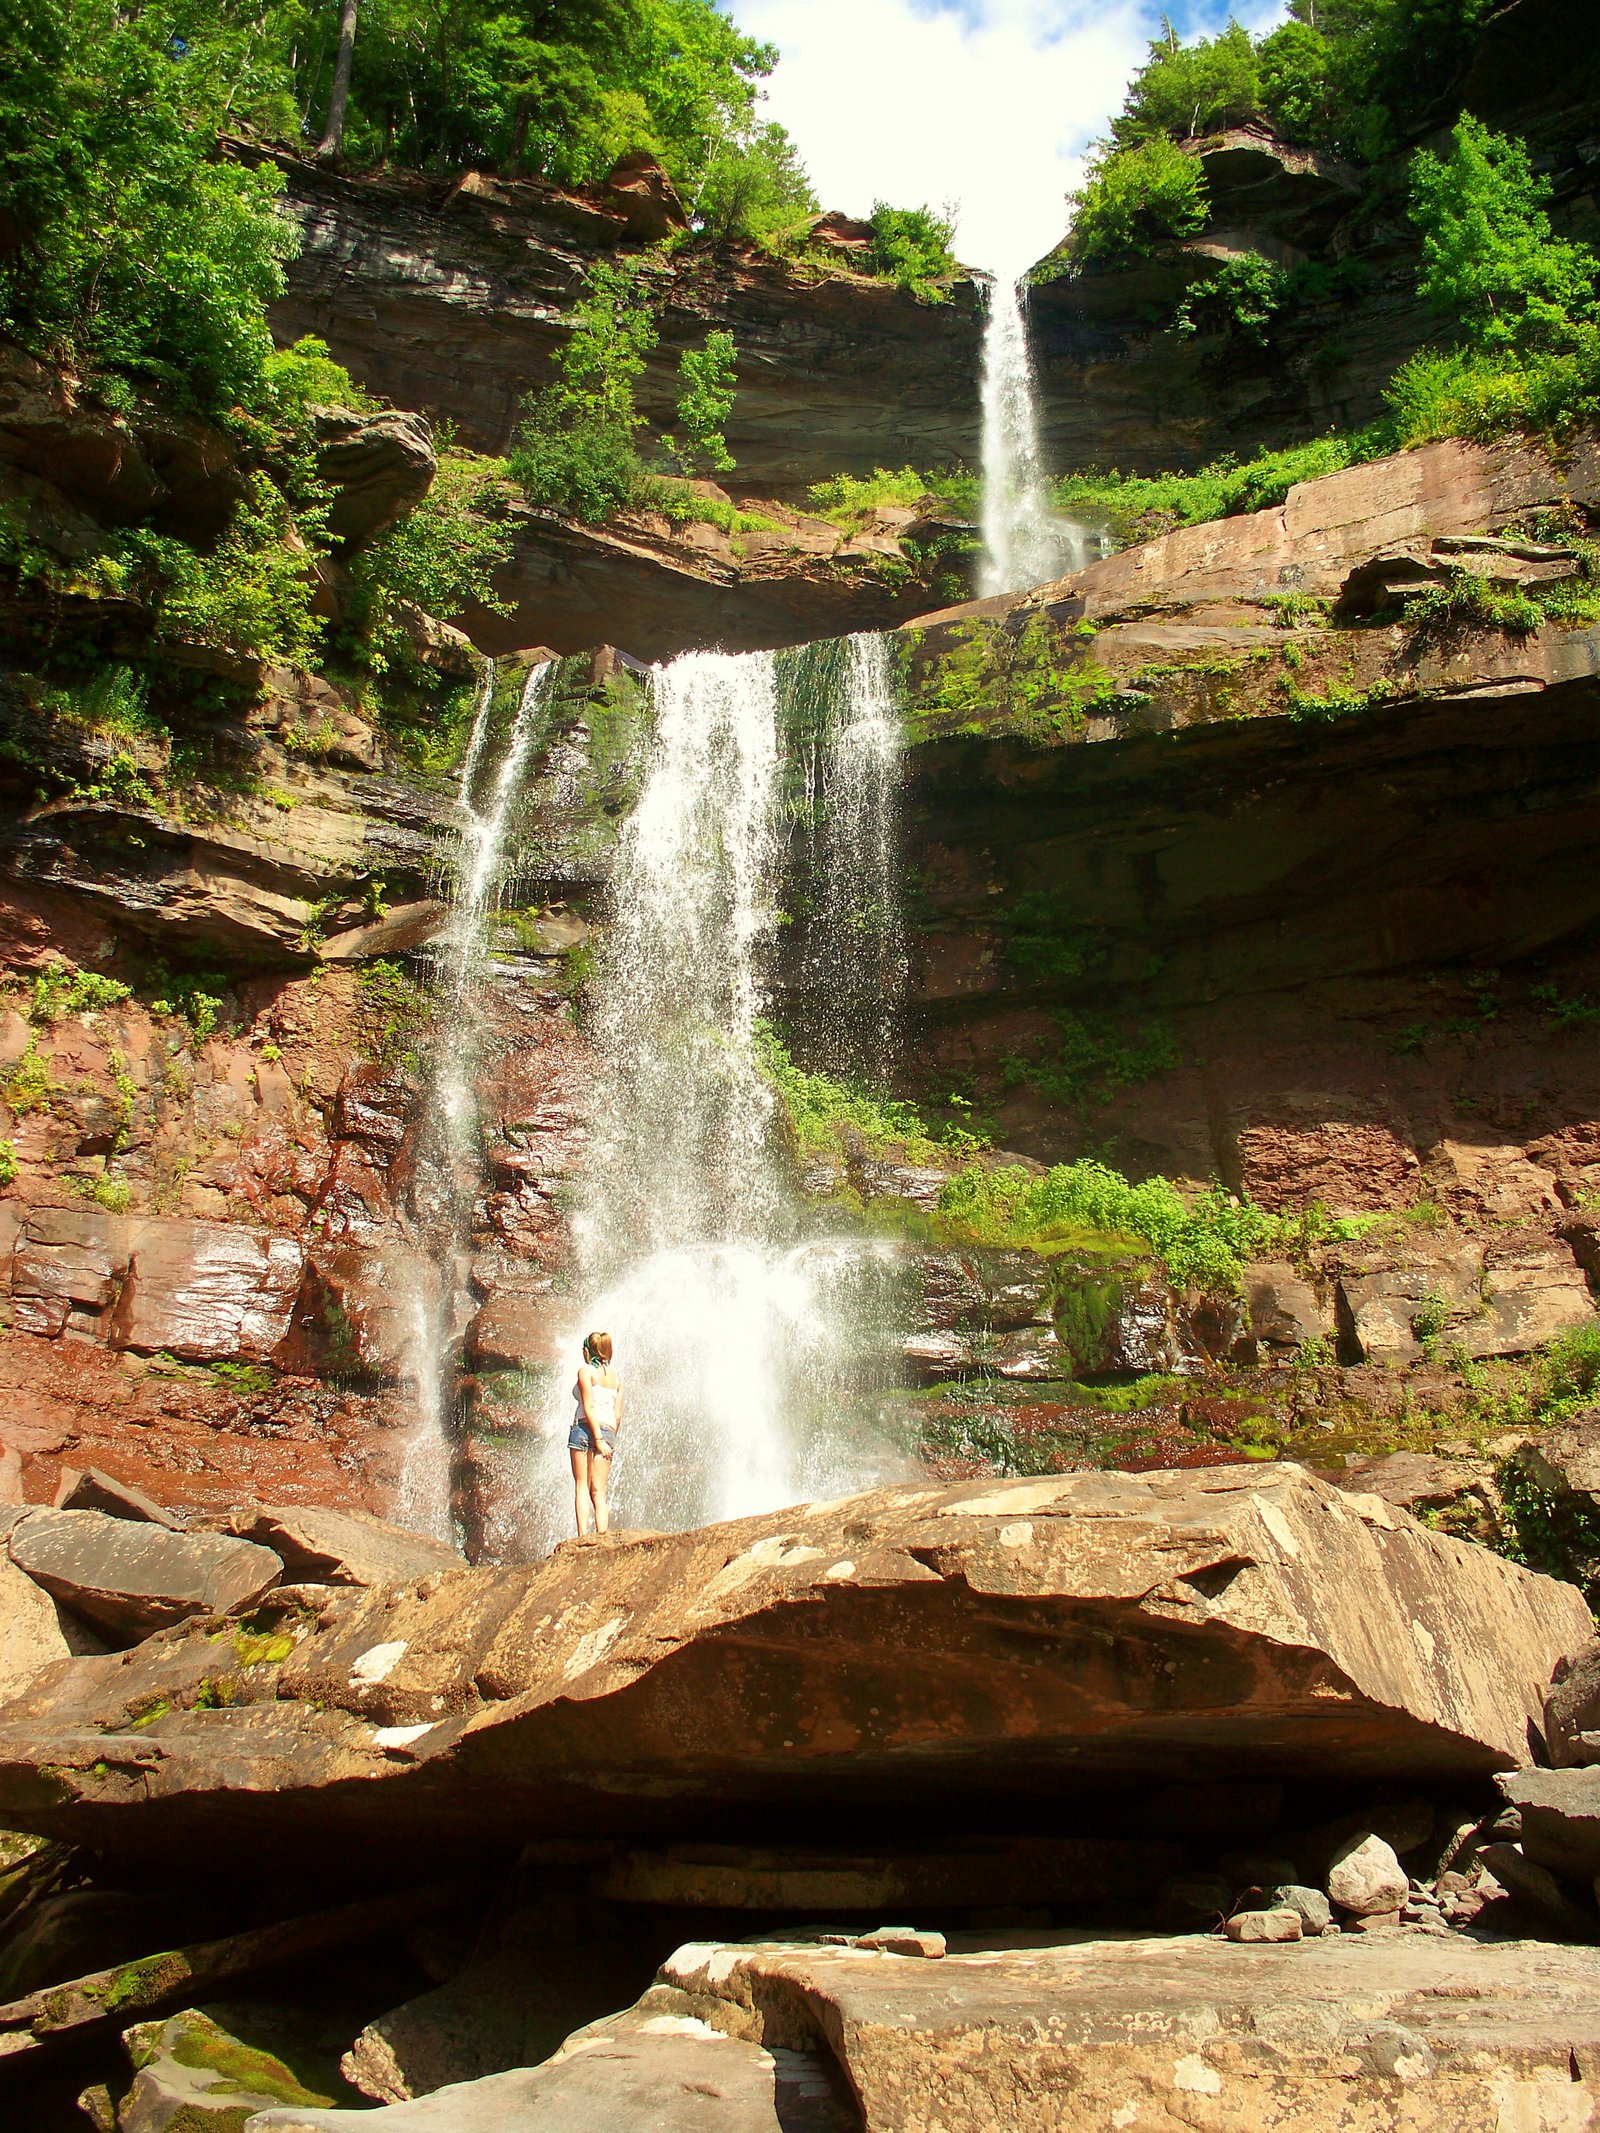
xmin=1328 ymin=1833 xmax=1409 ymax=1917
xmin=853 ymin=1927 xmax=946 ymax=1959
xmin=1269 ymin=1883 xmax=1333 ymax=1934
xmin=1226 ymin=1908 xmax=1303 ymax=1944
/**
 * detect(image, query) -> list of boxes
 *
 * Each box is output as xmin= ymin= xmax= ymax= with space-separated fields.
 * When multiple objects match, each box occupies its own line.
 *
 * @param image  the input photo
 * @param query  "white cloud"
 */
xmin=730 ymin=0 xmax=1287 ymax=276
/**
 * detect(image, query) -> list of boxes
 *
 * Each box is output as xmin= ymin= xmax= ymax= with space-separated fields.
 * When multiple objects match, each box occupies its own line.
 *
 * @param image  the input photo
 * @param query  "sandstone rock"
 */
xmin=118 ymin=2008 xmax=339 ymax=2130
xmin=1546 ymin=1637 xmax=1600 ymax=1768
xmin=1269 ymin=1884 xmax=1332 ymax=1935
xmin=1497 ymin=1768 xmax=1600 ymax=1881
xmin=252 ymin=2017 xmax=857 ymax=2133
xmin=599 ymin=151 xmax=689 ymax=241
xmin=9 ymin=1209 xmax=307 ymax=1361
xmin=7 ymin=1508 xmax=281 ymax=1643
xmin=1325 ymin=1452 xmax=1497 ymax=1527
xmin=1520 ymin=1411 xmax=1600 ymax=1508
xmin=226 ymin=1506 xmax=464 ymax=1588
xmin=53 ymin=1466 xmax=181 ymax=1528
xmin=312 ymin=407 xmax=436 ymax=549
xmin=466 ymin=1294 xmax=567 ymax=1372
xmin=1225 ymin=1907 xmax=1302 ymax=1942
xmin=0 ymin=1553 xmax=72 ymax=1708
xmin=0 ymin=1468 xmax=1587 ymax=1864
xmin=648 ymin=1930 xmax=1600 ymax=2131
xmin=1240 ymin=1261 xmax=1327 ymax=1353
xmin=1326 ymin=1833 xmax=1408 ymax=1916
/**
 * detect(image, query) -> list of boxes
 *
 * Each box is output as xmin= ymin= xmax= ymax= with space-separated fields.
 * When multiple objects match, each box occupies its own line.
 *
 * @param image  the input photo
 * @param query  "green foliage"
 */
xmin=1067 ymin=137 xmax=1208 ymax=267
xmin=260 ymin=336 xmax=379 ymax=421
xmin=806 ymin=466 xmax=978 ymax=531
xmin=1002 ymin=1012 xmax=1182 ymax=1109
xmin=671 ymin=331 xmax=737 ymax=474
xmin=1173 ymin=253 xmax=1292 ymax=347
xmin=908 ymin=615 xmax=1119 ymax=742
xmin=112 ymin=474 xmax=326 ymax=665
xmin=39 ymin=665 xmax=159 ymax=740
xmin=4 ymin=1037 xmax=58 ymax=1116
xmin=0 ymin=1141 xmax=15 ymax=1187
xmin=692 ymin=121 xmax=816 ymax=248
xmin=935 ymin=1156 xmax=1369 ymax=1294
xmin=1054 ymin=434 xmax=1360 ymax=545
xmin=348 ymin=449 xmax=514 ymax=669
xmin=1112 ymin=20 xmax=1261 ymax=145
xmin=1280 ymin=675 xmax=1397 ymax=721
xmin=754 ymin=1022 xmax=944 ymax=1159
xmin=90 ymin=1175 xmax=132 ymax=1214
xmin=866 ymin=204 xmax=961 ymax=302
xmin=357 ymin=958 xmax=429 ymax=1070
xmin=28 ymin=962 xmax=132 ymax=1023
xmin=0 ymin=0 xmax=295 ymax=412
xmin=147 ymin=970 xmax=227 ymax=1046
xmin=510 ymin=259 xmax=659 ymax=522
xmin=1255 ymin=20 xmax=1332 ymax=144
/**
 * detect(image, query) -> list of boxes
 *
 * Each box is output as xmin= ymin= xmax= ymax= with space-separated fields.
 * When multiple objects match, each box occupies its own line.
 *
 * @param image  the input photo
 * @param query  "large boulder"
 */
xmin=311 ymin=406 xmax=437 ymax=548
xmin=0 ymin=1553 xmax=73 ymax=1708
xmin=0 ymin=1468 xmax=1586 ymax=1864
xmin=7 ymin=1509 xmax=281 ymax=1644
xmin=1545 ymin=1636 xmax=1600 ymax=1767
xmin=1496 ymin=1767 xmax=1600 ymax=1882
xmin=119 ymin=2008 xmax=339 ymax=2131
xmin=225 ymin=1506 xmax=465 ymax=1589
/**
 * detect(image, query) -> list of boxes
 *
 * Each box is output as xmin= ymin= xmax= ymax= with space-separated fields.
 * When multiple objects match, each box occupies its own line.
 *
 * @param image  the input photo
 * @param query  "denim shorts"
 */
xmin=567 ymin=1421 xmax=617 ymax=1456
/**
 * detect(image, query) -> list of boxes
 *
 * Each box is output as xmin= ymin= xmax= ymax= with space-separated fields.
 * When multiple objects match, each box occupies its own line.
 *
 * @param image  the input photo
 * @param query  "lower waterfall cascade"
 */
xmin=517 ymin=639 xmax=909 ymax=1550
xmin=977 ymin=271 xmax=1092 ymax=598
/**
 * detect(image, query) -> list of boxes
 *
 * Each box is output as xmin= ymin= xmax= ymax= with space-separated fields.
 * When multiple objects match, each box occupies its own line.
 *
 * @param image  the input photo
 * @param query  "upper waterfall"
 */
xmin=977 ymin=273 xmax=1088 ymax=599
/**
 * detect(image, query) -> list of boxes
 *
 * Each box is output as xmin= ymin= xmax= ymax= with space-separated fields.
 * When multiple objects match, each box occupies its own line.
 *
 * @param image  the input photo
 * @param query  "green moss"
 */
xmin=231 ymin=1630 xmax=293 ymax=1667
xmin=903 ymin=613 xmax=1119 ymax=744
xmin=4 ymin=1036 xmax=59 ymax=1116
xmin=166 ymin=2013 xmax=334 ymax=2108
xmin=85 ymin=1949 xmax=192 ymax=2014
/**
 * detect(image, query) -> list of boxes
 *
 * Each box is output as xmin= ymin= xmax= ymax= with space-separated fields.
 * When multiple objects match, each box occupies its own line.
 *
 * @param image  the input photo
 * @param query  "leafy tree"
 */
xmin=1112 ymin=21 xmax=1260 ymax=145
xmin=509 ymin=258 xmax=660 ymax=521
xmin=349 ymin=446 xmax=514 ymax=668
xmin=692 ymin=121 xmax=816 ymax=248
xmin=1256 ymin=20 xmax=1332 ymax=145
xmin=671 ymin=331 xmax=737 ymax=473
xmin=1068 ymin=138 xmax=1208 ymax=266
xmin=1411 ymin=117 xmax=1600 ymax=359
xmin=866 ymin=204 xmax=960 ymax=302
xmin=1173 ymin=252 xmax=1291 ymax=345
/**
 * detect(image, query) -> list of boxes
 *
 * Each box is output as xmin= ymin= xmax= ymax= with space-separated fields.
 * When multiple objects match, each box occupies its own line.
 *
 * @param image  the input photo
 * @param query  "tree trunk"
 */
xmin=315 ymin=0 xmax=359 ymax=162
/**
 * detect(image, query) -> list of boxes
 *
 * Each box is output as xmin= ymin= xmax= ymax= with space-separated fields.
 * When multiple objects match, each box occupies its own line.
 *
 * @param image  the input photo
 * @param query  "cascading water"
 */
xmin=977 ymin=273 xmax=1091 ymax=598
xmin=521 ymin=641 xmax=906 ymax=1548
xmin=398 ymin=658 xmax=553 ymax=1538
xmin=795 ymin=631 xmax=906 ymax=1083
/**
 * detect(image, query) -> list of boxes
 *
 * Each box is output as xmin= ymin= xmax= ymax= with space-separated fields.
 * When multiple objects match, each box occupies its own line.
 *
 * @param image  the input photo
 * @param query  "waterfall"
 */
xmin=977 ymin=274 xmax=1089 ymax=598
xmin=520 ymin=642 xmax=905 ymax=1548
xmin=397 ymin=658 xmax=552 ymax=1539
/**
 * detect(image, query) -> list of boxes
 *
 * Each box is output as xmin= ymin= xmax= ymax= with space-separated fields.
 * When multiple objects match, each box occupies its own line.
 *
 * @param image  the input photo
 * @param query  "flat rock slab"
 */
xmin=651 ymin=1931 xmax=1600 ymax=2132
xmin=8 ymin=1509 xmax=281 ymax=1643
xmin=1498 ymin=1767 xmax=1600 ymax=1880
xmin=226 ymin=1506 xmax=464 ymax=1588
xmin=0 ymin=1467 xmax=1587 ymax=1860
xmin=247 ymin=2017 xmax=857 ymax=2132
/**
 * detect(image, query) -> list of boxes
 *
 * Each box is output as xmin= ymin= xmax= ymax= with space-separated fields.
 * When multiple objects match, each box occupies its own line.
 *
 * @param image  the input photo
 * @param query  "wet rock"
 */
xmin=0 ymin=1468 xmax=1588 ymax=1864
xmin=1497 ymin=1768 xmax=1600 ymax=1882
xmin=1239 ymin=1261 xmax=1328 ymax=1354
xmin=465 ymin=1294 xmax=567 ymax=1373
xmin=1326 ymin=1833 xmax=1408 ymax=1917
xmin=225 ymin=1506 xmax=464 ymax=1589
xmin=53 ymin=1466 xmax=182 ymax=1528
xmin=1226 ymin=1907 xmax=1302 ymax=1943
xmin=119 ymin=2008 xmax=338 ymax=2130
xmin=1545 ymin=1637 xmax=1600 ymax=1768
xmin=646 ymin=1930 xmax=1600 ymax=2131
xmin=7 ymin=1508 xmax=281 ymax=1644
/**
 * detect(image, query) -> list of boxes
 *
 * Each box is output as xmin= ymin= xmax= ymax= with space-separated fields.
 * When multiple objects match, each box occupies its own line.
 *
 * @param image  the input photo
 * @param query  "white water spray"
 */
xmin=523 ymin=646 xmax=904 ymax=1547
xmin=398 ymin=658 xmax=553 ymax=1538
xmin=978 ymin=274 xmax=1089 ymax=598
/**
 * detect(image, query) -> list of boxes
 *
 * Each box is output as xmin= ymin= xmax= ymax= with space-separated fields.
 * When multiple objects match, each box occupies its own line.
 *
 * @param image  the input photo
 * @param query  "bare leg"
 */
xmin=591 ymin=1449 xmax=612 ymax=1533
xmin=570 ymin=1447 xmax=593 ymax=1535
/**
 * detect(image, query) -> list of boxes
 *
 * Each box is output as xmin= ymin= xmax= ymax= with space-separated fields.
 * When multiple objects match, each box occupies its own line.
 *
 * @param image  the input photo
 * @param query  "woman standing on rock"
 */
xmin=569 ymin=1331 xmax=623 ymax=1535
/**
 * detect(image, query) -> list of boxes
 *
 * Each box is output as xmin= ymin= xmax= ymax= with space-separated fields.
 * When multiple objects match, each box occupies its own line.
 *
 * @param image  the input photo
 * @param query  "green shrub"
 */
xmin=866 ymin=204 xmax=961 ymax=301
xmin=261 ymin=337 xmax=379 ymax=421
xmin=1054 ymin=434 xmax=1361 ymax=543
xmin=669 ymin=331 xmax=737 ymax=474
xmin=511 ymin=417 xmax=654 ymax=525
xmin=1067 ymin=138 xmax=1208 ymax=268
xmin=1173 ymin=253 xmax=1293 ymax=346
xmin=348 ymin=448 xmax=514 ymax=669
xmin=112 ymin=474 xmax=325 ymax=665
xmin=510 ymin=259 xmax=659 ymax=523
xmin=0 ymin=1139 xmax=15 ymax=1186
xmin=1112 ymin=20 xmax=1261 ymax=145
xmin=807 ymin=466 xmax=979 ymax=530
xmin=28 ymin=962 xmax=132 ymax=1023
xmin=39 ymin=665 xmax=157 ymax=739
xmin=754 ymin=1022 xmax=938 ymax=1157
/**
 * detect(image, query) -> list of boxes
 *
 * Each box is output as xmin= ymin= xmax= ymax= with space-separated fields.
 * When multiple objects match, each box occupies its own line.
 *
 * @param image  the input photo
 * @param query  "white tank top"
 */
xmin=577 ymin=1377 xmax=618 ymax=1427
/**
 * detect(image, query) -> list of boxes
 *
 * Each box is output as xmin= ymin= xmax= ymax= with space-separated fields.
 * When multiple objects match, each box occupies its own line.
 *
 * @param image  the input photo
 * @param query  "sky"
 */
xmin=730 ymin=0 xmax=1287 ymax=276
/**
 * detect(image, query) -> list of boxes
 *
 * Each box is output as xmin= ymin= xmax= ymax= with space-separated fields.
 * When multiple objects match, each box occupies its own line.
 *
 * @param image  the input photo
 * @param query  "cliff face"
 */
xmin=1026 ymin=0 xmax=1600 ymax=473
xmin=267 ymin=157 xmax=985 ymax=495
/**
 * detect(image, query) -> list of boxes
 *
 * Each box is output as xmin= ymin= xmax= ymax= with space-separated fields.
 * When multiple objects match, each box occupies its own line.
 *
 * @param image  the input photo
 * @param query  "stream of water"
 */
xmin=398 ymin=658 xmax=552 ymax=1539
xmin=978 ymin=273 xmax=1091 ymax=598
xmin=520 ymin=641 xmax=905 ymax=1548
